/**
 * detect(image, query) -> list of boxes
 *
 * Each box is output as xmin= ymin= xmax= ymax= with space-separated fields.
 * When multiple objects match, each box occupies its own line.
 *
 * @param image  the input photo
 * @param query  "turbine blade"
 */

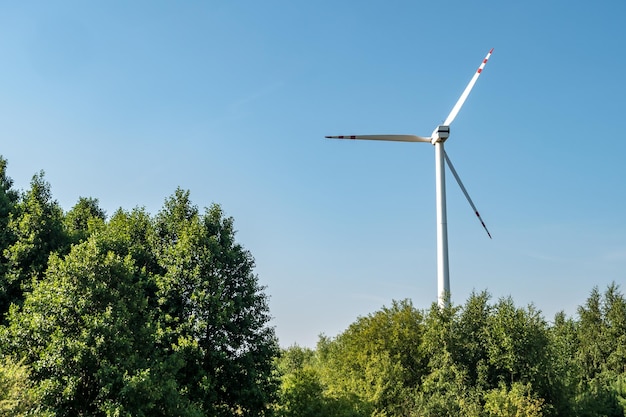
xmin=443 ymin=48 xmax=494 ymax=126
xmin=444 ymin=151 xmax=492 ymax=239
xmin=325 ymin=134 xmax=431 ymax=143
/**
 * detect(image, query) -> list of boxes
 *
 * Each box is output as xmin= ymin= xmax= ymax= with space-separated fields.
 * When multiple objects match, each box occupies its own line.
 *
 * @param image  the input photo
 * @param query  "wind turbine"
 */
xmin=326 ymin=48 xmax=494 ymax=307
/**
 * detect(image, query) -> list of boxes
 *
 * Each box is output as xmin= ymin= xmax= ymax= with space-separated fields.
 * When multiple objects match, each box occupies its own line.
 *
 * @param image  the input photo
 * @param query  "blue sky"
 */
xmin=1 ymin=1 xmax=625 ymax=347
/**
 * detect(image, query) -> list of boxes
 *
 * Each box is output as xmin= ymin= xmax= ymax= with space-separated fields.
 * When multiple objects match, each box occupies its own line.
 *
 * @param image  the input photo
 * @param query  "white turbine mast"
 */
xmin=326 ymin=48 xmax=494 ymax=307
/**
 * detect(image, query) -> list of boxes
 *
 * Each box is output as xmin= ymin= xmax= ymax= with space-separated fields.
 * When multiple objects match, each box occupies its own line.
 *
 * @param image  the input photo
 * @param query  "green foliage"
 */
xmin=0 ymin=158 xmax=19 ymax=324
xmin=0 ymin=357 xmax=53 ymax=416
xmin=278 ymin=366 xmax=366 ymax=417
xmin=1 ymin=171 xmax=67 ymax=322
xmin=0 ymin=160 xmax=279 ymax=416
xmin=413 ymin=299 xmax=486 ymax=417
xmin=296 ymin=288 xmax=626 ymax=417
xmin=573 ymin=284 xmax=626 ymax=416
xmin=412 ymin=350 xmax=479 ymax=417
xmin=316 ymin=299 xmax=425 ymax=416
xmin=0 ymin=157 xmax=18 ymax=218
xmin=613 ymin=373 xmax=626 ymax=411
xmin=0 ymin=157 xmax=18 ymax=267
xmin=1 ymin=237 xmax=169 ymax=415
xmin=64 ymin=196 xmax=106 ymax=245
xmin=152 ymin=189 xmax=279 ymax=416
xmin=577 ymin=287 xmax=608 ymax=380
xmin=105 ymin=207 xmax=159 ymax=275
xmin=275 ymin=346 xmax=367 ymax=417
xmin=276 ymin=345 xmax=317 ymax=376
xmin=600 ymin=284 xmax=626 ymax=375
xmin=456 ymin=290 xmax=492 ymax=389
xmin=5 ymin=171 xmax=67 ymax=278
xmin=483 ymin=382 xmax=546 ymax=417
xmin=278 ymin=366 xmax=327 ymax=417
xmin=548 ymin=311 xmax=579 ymax=414
xmin=573 ymin=377 xmax=623 ymax=417
xmin=484 ymin=298 xmax=551 ymax=392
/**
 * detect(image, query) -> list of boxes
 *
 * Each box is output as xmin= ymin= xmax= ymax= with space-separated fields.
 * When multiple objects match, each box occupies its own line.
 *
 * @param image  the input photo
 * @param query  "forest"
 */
xmin=0 ymin=154 xmax=625 ymax=416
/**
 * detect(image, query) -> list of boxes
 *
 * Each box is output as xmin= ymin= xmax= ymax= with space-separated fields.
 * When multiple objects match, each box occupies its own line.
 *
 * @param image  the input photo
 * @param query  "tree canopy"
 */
xmin=276 ymin=288 xmax=626 ymax=417
xmin=0 ymin=157 xmax=278 ymax=416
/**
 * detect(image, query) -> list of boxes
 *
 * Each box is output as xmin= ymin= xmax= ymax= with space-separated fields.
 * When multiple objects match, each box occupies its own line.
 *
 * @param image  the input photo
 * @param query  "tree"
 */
xmin=106 ymin=207 xmax=160 ymax=277
xmin=413 ymin=300 xmax=484 ymax=417
xmin=0 ymin=357 xmax=53 ymax=416
xmin=275 ymin=345 xmax=368 ymax=417
xmin=456 ymin=291 xmax=492 ymax=390
xmin=612 ymin=373 xmax=626 ymax=412
xmin=411 ymin=349 xmax=481 ymax=417
xmin=152 ymin=188 xmax=279 ymax=416
xmin=484 ymin=297 xmax=551 ymax=392
xmin=1 ymin=171 xmax=66 ymax=322
xmin=483 ymin=382 xmax=546 ymax=417
xmin=547 ymin=311 xmax=579 ymax=415
xmin=277 ymin=345 xmax=317 ymax=376
xmin=577 ymin=286 xmax=608 ymax=381
xmin=601 ymin=284 xmax=626 ymax=376
xmin=64 ymin=196 xmax=106 ymax=245
xmin=0 ymin=235 xmax=193 ymax=416
xmin=277 ymin=366 xmax=328 ymax=417
xmin=574 ymin=284 xmax=626 ymax=416
xmin=1 ymin=186 xmax=279 ymax=416
xmin=316 ymin=299 xmax=426 ymax=416
xmin=0 ymin=157 xmax=18 ymax=261
xmin=0 ymin=156 xmax=19 ymax=322
xmin=277 ymin=366 xmax=366 ymax=417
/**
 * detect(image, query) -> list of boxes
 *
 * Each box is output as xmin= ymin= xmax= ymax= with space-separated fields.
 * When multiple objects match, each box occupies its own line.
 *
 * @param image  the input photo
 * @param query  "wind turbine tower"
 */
xmin=326 ymin=49 xmax=494 ymax=307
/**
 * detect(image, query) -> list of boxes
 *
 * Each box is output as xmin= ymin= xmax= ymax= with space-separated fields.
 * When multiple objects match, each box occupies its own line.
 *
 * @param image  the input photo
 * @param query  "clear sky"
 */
xmin=1 ymin=1 xmax=625 ymax=348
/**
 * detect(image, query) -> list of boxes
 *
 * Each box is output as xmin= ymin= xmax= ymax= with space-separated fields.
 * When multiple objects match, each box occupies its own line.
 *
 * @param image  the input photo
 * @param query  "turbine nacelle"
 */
xmin=431 ymin=125 xmax=450 ymax=144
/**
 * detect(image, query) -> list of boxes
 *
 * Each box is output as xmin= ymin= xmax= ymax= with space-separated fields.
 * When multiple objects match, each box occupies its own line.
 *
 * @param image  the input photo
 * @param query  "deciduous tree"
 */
xmin=1 ymin=171 xmax=66 ymax=321
xmin=152 ymin=188 xmax=279 ymax=416
xmin=0 ymin=156 xmax=19 ymax=322
xmin=64 ymin=196 xmax=106 ymax=245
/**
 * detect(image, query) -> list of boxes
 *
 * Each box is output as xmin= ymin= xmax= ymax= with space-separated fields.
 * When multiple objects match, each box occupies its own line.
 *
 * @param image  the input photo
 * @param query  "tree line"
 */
xmin=276 ymin=289 xmax=626 ymax=417
xmin=0 ymin=155 xmax=625 ymax=416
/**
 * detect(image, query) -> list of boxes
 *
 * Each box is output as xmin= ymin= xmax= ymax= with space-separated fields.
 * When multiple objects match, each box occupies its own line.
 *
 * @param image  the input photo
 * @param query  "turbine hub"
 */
xmin=431 ymin=125 xmax=450 ymax=144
